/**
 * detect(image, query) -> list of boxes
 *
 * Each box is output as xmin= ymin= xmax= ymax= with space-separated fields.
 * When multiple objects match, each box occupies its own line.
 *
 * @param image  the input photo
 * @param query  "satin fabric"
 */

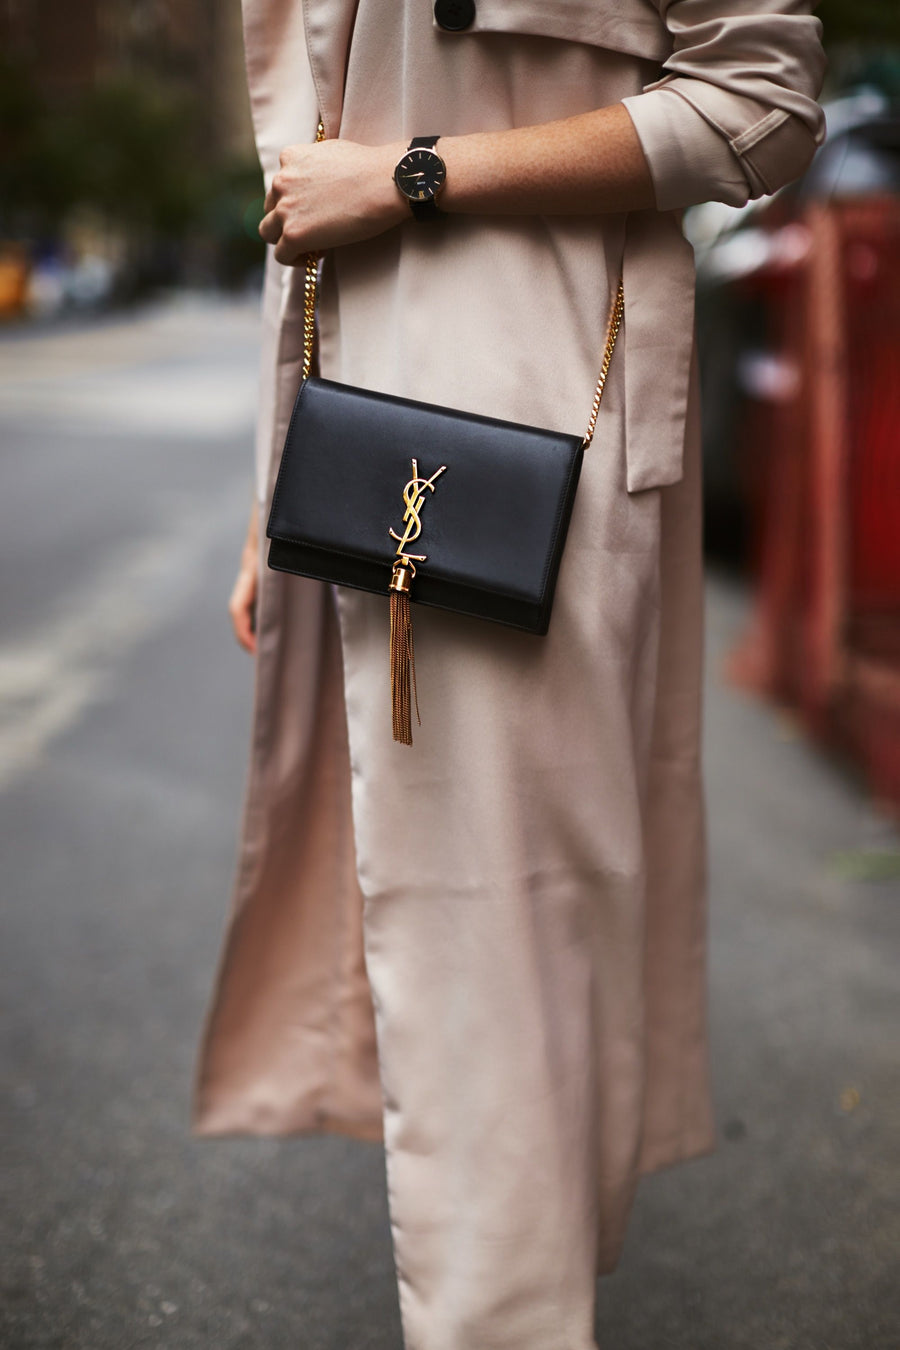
xmin=194 ymin=3 xmax=825 ymax=1345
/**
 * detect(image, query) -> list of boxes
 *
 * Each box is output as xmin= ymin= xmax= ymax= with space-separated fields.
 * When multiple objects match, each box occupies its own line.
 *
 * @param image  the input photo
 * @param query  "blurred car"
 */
xmin=689 ymin=89 xmax=900 ymax=560
xmin=690 ymin=88 xmax=900 ymax=811
xmin=0 ymin=243 xmax=29 ymax=318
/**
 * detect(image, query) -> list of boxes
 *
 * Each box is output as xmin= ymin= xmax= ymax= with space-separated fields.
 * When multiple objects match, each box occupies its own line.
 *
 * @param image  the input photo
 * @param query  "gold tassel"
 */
xmin=389 ymin=563 xmax=420 ymax=745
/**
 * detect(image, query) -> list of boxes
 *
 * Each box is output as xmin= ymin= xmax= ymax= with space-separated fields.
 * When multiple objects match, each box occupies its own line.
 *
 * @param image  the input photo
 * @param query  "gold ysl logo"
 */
xmin=389 ymin=458 xmax=447 ymax=565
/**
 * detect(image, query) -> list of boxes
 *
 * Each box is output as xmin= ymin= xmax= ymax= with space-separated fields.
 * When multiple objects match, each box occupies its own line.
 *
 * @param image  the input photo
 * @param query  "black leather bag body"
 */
xmin=265 ymin=219 xmax=623 ymax=743
xmin=267 ymin=376 xmax=585 ymax=636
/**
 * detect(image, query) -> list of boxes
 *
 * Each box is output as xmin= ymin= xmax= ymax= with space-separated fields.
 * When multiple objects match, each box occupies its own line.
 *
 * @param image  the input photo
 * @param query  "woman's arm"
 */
xmin=229 ymin=494 xmax=259 ymax=655
xmin=437 ymin=105 xmax=657 ymax=217
xmin=258 ymin=103 xmax=655 ymax=265
xmin=259 ymin=0 xmax=827 ymax=266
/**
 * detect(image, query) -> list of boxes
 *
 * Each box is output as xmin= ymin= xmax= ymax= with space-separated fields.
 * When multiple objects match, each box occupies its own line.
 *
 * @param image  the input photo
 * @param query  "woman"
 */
xmin=196 ymin=2 xmax=826 ymax=1345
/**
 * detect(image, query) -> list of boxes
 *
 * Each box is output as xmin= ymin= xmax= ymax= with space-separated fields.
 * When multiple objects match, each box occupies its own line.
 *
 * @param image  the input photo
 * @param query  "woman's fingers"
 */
xmin=229 ymin=560 xmax=258 ymax=655
xmin=260 ymin=207 xmax=307 ymax=262
xmin=258 ymin=209 xmax=282 ymax=245
xmin=257 ymin=138 xmax=405 ymax=257
xmin=259 ymin=198 xmax=307 ymax=261
xmin=273 ymin=233 xmax=305 ymax=266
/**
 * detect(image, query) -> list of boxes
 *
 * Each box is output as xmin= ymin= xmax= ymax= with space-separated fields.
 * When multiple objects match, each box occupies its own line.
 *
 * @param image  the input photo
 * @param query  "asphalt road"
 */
xmin=1 ymin=298 xmax=898 ymax=1350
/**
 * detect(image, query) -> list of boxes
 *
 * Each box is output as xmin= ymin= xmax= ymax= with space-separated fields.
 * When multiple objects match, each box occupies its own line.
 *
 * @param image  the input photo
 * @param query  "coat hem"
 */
xmin=637 ymin=1118 xmax=718 ymax=1179
xmin=189 ymin=1112 xmax=716 ymax=1168
xmin=191 ymin=1107 xmax=384 ymax=1144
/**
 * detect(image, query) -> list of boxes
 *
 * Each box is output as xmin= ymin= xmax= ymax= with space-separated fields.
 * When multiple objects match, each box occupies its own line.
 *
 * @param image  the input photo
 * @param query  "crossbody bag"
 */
xmin=266 ymin=143 xmax=624 ymax=745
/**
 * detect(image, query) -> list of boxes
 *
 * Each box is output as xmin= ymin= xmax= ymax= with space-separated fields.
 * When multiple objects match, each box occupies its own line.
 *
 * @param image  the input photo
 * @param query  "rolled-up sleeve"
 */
xmin=621 ymin=0 xmax=827 ymax=210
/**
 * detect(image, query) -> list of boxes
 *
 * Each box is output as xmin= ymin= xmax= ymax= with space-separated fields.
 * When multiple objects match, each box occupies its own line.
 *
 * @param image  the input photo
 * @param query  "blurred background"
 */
xmin=689 ymin=7 xmax=900 ymax=815
xmin=0 ymin=0 xmax=261 ymax=313
xmin=1 ymin=3 xmax=899 ymax=1349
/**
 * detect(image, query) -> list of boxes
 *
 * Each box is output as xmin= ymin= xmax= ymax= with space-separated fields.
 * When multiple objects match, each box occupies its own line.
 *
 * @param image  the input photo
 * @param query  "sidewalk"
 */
xmin=1 ymin=303 xmax=897 ymax=1349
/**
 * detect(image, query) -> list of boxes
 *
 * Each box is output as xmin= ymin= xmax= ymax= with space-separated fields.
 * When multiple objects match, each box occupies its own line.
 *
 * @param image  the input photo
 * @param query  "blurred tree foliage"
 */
xmin=69 ymin=80 xmax=203 ymax=235
xmin=1 ymin=63 xmax=196 ymax=232
xmin=817 ymin=1 xmax=900 ymax=46
xmin=0 ymin=59 xmax=263 ymax=290
xmin=817 ymin=1 xmax=900 ymax=98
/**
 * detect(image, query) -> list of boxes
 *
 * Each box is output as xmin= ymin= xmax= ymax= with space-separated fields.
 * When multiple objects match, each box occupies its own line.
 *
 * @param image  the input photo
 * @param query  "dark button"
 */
xmin=434 ymin=0 xmax=476 ymax=32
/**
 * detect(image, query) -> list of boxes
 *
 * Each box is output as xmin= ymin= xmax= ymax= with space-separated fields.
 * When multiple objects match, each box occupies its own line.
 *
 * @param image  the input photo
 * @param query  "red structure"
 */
xmin=730 ymin=198 xmax=900 ymax=813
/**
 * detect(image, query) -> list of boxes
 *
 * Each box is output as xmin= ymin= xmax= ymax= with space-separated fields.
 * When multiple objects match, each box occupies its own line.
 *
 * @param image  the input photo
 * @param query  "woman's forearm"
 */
xmin=438 ymin=105 xmax=654 ymax=216
xmin=259 ymin=104 xmax=656 ymax=263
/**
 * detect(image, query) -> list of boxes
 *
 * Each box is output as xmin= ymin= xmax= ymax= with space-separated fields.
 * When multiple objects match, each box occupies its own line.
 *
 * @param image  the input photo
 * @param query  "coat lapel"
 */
xmin=241 ymin=0 xmax=320 ymax=182
xmin=301 ymin=0 xmax=360 ymax=135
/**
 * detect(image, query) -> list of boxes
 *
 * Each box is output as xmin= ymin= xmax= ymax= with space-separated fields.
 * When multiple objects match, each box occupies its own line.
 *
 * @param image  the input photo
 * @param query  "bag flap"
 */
xmin=267 ymin=377 xmax=584 ymax=607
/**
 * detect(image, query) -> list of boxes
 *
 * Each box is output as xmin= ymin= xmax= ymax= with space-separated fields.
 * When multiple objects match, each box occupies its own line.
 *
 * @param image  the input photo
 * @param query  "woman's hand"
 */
xmin=258 ymin=106 xmax=655 ymax=264
xmin=259 ymin=138 xmax=407 ymax=263
xmin=229 ymin=500 xmax=260 ymax=655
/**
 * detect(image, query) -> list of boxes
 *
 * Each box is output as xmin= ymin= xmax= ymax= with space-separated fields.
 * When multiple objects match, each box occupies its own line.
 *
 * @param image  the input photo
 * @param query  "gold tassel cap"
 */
xmin=389 ymin=563 xmax=420 ymax=745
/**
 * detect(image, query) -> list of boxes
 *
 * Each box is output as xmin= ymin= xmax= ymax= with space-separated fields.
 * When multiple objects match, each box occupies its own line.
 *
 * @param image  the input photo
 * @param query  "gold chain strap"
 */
xmin=300 ymin=120 xmax=624 ymax=444
xmin=300 ymin=120 xmax=327 ymax=383
xmin=581 ymin=278 xmax=625 ymax=449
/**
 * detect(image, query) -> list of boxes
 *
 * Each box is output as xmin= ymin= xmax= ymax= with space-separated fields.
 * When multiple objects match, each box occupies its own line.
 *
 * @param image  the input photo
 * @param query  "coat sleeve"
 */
xmin=621 ymin=0 xmax=827 ymax=210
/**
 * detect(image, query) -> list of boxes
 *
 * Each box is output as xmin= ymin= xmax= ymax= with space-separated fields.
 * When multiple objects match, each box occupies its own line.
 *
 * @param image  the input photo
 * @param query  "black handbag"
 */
xmin=266 ymin=242 xmax=624 ymax=745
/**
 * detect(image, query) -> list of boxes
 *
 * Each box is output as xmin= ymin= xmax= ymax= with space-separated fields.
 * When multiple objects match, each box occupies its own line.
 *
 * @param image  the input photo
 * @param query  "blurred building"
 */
xmin=0 ymin=0 xmax=253 ymax=158
xmin=0 ymin=0 xmax=261 ymax=311
xmin=692 ymin=93 xmax=900 ymax=814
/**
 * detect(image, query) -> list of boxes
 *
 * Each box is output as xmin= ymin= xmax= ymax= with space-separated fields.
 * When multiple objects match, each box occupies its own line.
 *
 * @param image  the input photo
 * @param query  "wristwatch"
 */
xmin=393 ymin=136 xmax=446 ymax=221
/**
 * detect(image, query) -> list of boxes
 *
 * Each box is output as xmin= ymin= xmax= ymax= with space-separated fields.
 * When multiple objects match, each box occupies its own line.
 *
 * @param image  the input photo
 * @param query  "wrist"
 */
xmin=376 ymin=141 xmax=411 ymax=229
xmin=430 ymin=131 xmax=500 ymax=215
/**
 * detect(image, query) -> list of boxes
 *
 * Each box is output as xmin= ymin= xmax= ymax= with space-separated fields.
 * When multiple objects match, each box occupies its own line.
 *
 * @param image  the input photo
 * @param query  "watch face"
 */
xmin=394 ymin=148 xmax=447 ymax=203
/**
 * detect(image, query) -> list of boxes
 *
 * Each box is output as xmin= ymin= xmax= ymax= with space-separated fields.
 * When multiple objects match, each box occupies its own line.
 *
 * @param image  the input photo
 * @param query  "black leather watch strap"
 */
xmin=407 ymin=136 xmax=442 ymax=221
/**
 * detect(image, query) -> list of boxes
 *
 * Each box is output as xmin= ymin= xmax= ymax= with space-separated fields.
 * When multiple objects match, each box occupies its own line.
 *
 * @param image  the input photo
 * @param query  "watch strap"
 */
xmin=406 ymin=136 xmax=443 ymax=221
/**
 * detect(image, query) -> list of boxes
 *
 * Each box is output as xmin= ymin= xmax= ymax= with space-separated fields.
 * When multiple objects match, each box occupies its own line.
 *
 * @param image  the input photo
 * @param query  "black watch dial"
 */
xmin=394 ymin=148 xmax=447 ymax=203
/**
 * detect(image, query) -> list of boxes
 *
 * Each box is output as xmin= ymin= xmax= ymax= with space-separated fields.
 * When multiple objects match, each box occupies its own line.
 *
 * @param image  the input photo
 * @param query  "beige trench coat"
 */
xmin=194 ymin=3 xmax=825 ymax=1344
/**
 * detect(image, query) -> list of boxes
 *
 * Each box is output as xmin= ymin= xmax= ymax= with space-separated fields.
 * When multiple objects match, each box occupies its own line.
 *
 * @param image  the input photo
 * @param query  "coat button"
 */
xmin=434 ymin=0 xmax=476 ymax=32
